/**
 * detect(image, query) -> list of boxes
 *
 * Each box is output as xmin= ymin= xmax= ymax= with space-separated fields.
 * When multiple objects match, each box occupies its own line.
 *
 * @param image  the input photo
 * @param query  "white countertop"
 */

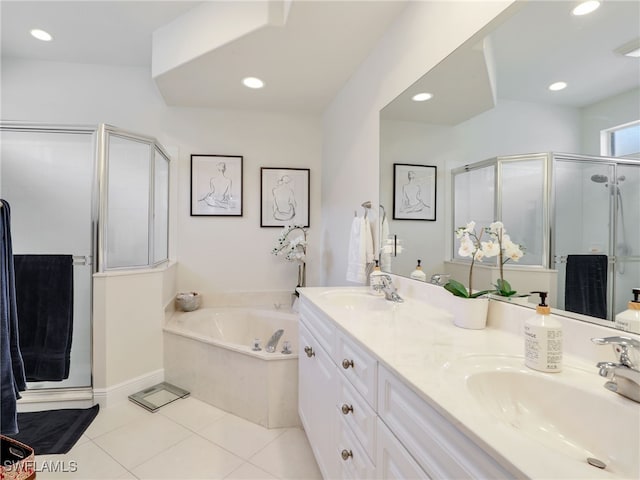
xmin=298 ymin=285 xmax=639 ymax=480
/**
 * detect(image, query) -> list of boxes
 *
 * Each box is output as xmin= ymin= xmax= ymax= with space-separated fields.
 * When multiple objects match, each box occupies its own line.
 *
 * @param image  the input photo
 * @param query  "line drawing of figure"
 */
xmin=200 ymin=162 xmax=232 ymax=209
xmin=400 ymin=170 xmax=431 ymax=213
xmin=272 ymin=175 xmax=296 ymax=221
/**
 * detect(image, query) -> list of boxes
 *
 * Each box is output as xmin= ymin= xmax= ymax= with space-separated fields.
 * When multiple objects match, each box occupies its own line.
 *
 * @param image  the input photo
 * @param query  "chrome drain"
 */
xmin=587 ymin=458 xmax=606 ymax=469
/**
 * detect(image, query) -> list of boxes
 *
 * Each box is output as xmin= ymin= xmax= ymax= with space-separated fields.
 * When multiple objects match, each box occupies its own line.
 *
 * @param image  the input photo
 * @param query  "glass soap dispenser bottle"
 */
xmin=524 ymin=291 xmax=562 ymax=373
xmin=369 ymin=260 xmax=385 ymax=296
xmin=615 ymin=288 xmax=640 ymax=334
xmin=410 ymin=260 xmax=427 ymax=281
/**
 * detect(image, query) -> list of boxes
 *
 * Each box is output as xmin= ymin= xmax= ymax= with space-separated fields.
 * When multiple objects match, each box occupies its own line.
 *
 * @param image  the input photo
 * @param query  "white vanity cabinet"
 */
xmin=377 ymin=365 xmax=512 ymax=479
xmin=298 ymin=295 xmax=514 ymax=480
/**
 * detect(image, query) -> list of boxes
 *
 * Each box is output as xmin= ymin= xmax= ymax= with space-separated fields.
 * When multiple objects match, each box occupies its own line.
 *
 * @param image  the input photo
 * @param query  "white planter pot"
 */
xmin=450 ymin=296 xmax=489 ymax=329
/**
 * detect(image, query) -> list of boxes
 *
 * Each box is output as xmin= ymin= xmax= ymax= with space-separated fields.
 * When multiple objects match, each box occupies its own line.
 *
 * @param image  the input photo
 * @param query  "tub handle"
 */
xmin=342 ymin=359 xmax=354 ymax=369
xmin=304 ymin=346 xmax=315 ymax=358
xmin=341 ymin=404 xmax=353 ymax=415
xmin=341 ymin=449 xmax=353 ymax=461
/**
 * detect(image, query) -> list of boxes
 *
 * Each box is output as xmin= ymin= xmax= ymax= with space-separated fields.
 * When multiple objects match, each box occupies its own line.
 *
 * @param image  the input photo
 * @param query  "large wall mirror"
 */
xmin=379 ymin=0 xmax=640 ymax=330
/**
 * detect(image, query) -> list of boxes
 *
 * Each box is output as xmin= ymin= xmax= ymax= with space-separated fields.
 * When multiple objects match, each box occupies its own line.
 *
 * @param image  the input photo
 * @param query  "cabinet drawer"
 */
xmin=377 ymin=418 xmax=430 ymax=479
xmin=336 ymin=374 xmax=376 ymax=462
xmin=335 ymin=331 xmax=377 ymax=408
xmin=378 ymin=365 xmax=514 ymax=479
xmin=337 ymin=416 xmax=376 ymax=480
xmin=300 ymin=297 xmax=336 ymax=357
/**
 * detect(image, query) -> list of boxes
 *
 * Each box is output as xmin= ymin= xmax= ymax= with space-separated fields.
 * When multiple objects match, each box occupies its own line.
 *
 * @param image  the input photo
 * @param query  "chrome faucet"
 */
xmin=429 ymin=273 xmax=451 ymax=286
xmin=373 ymin=274 xmax=404 ymax=303
xmin=592 ymin=336 xmax=640 ymax=403
xmin=266 ymin=329 xmax=284 ymax=353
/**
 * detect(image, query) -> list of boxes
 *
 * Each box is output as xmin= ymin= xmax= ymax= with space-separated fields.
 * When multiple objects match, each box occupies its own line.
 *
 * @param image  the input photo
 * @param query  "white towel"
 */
xmin=380 ymin=216 xmax=391 ymax=271
xmin=346 ymin=217 xmax=373 ymax=284
xmin=365 ymin=218 xmax=374 ymax=265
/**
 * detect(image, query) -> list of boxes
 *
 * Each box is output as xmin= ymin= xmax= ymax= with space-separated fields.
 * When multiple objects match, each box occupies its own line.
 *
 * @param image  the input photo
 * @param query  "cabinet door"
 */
xmin=377 ymin=418 xmax=430 ymax=480
xmin=299 ymin=322 xmax=338 ymax=479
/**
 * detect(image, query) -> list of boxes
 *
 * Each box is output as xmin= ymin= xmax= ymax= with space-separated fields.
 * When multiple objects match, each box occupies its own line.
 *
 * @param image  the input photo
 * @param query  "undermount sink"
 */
xmin=451 ymin=356 xmax=639 ymax=478
xmin=318 ymin=289 xmax=391 ymax=311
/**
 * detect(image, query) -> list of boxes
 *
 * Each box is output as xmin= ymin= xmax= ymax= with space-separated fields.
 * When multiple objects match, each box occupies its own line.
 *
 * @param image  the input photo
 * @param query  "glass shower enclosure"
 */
xmin=0 ymin=122 xmax=170 ymax=398
xmin=452 ymin=152 xmax=640 ymax=321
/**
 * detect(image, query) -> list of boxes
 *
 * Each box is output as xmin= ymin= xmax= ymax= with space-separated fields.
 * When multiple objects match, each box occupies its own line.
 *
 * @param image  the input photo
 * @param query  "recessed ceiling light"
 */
xmin=242 ymin=77 xmax=264 ymax=89
xmin=615 ymin=38 xmax=640 ymax=58
xmin=548 ymin=81 xmax=568 ymax=91
xmin=572 ymin=1 xmax=601 ymax=16
xmin=412 ymin=92 xmax=433 ymax=102
xmin=30 ymin=29 xmax=52 ymax=42
xmin=623 ymin=48 xmax=640 ymax=58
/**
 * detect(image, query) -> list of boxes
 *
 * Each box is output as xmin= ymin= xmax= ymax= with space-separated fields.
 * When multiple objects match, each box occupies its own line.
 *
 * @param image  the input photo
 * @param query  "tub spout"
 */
xmin=266 ymin=329 xmax=284 ymax=353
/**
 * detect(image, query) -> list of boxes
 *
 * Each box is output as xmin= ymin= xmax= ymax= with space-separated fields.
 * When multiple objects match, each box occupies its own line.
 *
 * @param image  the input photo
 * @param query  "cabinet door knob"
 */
xmin=341 ymin=449 xmax=353 ymax=461
xmin=341 ymin=404 xmax=354 ymax=415
xmin=304 ymin=346 xmax=315 ymax=358
xmin=342 ymin=359 xmax=354 ymax=369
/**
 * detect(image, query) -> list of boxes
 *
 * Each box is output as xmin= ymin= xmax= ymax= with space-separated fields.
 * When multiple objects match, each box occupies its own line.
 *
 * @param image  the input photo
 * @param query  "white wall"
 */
xmin=2 ymin=58 xmax=321 ymax=396
xmin=321 ymin=0 xmax=519 ymax=286
xmin=581 ymin=87 xmax=640 ymax=155
xmin=1 ymin=58 xmax=323 ymax=294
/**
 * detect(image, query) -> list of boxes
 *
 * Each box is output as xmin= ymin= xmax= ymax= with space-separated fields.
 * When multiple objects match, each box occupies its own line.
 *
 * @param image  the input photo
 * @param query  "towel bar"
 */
xmin=72 ymin=255 xmax=92 ymax=266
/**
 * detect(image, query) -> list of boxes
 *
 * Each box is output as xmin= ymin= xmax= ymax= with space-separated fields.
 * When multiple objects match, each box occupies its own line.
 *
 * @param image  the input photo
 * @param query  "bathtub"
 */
xmin=163 ymin=307 xmax=300 ymax=428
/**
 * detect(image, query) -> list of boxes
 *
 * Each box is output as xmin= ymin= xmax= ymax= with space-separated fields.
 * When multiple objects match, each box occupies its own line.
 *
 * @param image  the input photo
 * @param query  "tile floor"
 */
xmin=33 ymin=397 xmax=322 ymax=479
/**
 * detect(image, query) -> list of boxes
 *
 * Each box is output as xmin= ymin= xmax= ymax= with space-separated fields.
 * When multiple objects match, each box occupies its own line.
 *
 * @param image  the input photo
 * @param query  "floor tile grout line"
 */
xmin=77 ymin=437 xmax=139 ymax=478
xmin=90 ymin=415 xmax=196 ymax=473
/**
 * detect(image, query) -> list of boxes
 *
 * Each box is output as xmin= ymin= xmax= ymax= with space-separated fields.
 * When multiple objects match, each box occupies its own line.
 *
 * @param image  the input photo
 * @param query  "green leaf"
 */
xmin=443 ymin=279 xmax=470 ymax=298
xmin=493 ymin=278 xmax=518 ymax=297
xmin=470 ymin=289 xmax=492 ymax=298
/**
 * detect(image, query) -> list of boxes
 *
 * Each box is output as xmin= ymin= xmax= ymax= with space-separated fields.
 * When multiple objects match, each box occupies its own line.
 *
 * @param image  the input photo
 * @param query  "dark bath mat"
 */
xmin=9 ymin=404 xmax=99 ymax=455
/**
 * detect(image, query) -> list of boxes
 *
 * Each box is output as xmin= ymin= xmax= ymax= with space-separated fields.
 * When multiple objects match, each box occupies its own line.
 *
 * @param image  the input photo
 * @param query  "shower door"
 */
xmin=613 ymin=163 xmax=640 ymax=316
xmin=553 ymin=155 xmax=635 ymax=321
xmin=0 ymin=126 xmax=95 ymax=389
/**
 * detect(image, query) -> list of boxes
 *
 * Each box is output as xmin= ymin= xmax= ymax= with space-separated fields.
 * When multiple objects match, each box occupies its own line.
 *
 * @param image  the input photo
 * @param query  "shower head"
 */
xmin=591 ymin=174 xmax=609 ymax=183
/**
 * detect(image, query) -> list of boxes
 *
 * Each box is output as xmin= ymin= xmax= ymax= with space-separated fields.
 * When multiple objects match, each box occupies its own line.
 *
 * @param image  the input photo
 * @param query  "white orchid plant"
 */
xmin=272 ymin=225 xmax=308 ymax=288
xmin=484 ymin=221 xmax=525 ymax=297
xmin=444 ymin=221 xmax=525 ymax=298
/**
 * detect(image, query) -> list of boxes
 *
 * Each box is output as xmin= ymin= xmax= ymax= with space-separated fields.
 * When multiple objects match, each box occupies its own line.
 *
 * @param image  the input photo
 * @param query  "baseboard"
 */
xmin=17 ymin=387 xmax=94 ymax=412
xmin=93 ymin=369 xmax=165 ymax=408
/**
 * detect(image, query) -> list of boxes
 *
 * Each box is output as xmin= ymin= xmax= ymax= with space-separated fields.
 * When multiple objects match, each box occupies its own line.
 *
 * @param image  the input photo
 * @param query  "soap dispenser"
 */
xmin=614 ymin=288 xmax=640 ymax=334
xmin=524 ymin=291 xmax=562 ymax=373
xmin=369 ymin=260 xmax=385 ymax=296
xmin=410 ymin=260 xmax=427 ymax=282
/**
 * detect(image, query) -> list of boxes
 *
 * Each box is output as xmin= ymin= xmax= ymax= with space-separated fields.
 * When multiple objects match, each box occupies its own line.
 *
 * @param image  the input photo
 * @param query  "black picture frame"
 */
xmin=190 ymin=154 xmax=243 ymax=216
xmin=260 ymin=167 xmax=310 ymax=227
xmin=392 ymin=163 xmax=437 ymax=221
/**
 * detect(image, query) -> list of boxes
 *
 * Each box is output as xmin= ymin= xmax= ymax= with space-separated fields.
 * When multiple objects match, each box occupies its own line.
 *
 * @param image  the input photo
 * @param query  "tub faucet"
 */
xmin=376 ymin=274 xmax=404 ymax=303
xmin=592 ymin=336 xmax=640 ymax=403
xmin=266 ymin=329 xmax=285 ymax=353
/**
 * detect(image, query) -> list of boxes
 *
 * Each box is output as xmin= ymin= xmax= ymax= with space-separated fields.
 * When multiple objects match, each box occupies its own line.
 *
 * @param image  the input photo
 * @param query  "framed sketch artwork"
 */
xmin=261 ymin=168 xmax=310 ymax=227
xmin=191 ymin=154 xmax=243 ymax=216
xmin=393 ymin=163 xmax=436 ymax=221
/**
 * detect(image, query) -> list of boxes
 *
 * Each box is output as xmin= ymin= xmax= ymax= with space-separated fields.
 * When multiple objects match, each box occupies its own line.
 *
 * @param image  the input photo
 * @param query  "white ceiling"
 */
xmin=381 ymin=0 xmax=640 ymax=124
xmin=1 ymin=0 xmax=408 ymax=114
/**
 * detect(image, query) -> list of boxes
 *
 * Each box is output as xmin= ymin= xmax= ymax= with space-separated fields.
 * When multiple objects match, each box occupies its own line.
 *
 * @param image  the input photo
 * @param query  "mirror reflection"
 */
xmin=379 ymin=0 xmax=640 ymax=329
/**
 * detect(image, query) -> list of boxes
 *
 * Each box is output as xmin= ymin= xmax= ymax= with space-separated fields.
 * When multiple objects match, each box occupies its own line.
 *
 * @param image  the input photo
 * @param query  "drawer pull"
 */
xmin=304 ymin=346 xmax=315 ymax=358
xmin=341 ymin=449 xmax=353 ymax=461
xmin=342 ymin=359 xmax=354 ymax=369
xmin=341 ymin=404 xmax=354 ymax=415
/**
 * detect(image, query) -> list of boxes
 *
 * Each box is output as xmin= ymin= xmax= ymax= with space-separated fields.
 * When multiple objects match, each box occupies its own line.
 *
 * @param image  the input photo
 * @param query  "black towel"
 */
xmin=565 ymin=254 xmax=608 ymax=319
xmin=1 ymin=200 xmax=27 ymax=435
xmin=14 ymin=254 xmax=74 ymax=382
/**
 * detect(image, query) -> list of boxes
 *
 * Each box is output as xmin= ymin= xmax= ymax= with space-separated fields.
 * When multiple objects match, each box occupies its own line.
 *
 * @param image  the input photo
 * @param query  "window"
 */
xmin=602 ymin=121 xmax=640 ymax=158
